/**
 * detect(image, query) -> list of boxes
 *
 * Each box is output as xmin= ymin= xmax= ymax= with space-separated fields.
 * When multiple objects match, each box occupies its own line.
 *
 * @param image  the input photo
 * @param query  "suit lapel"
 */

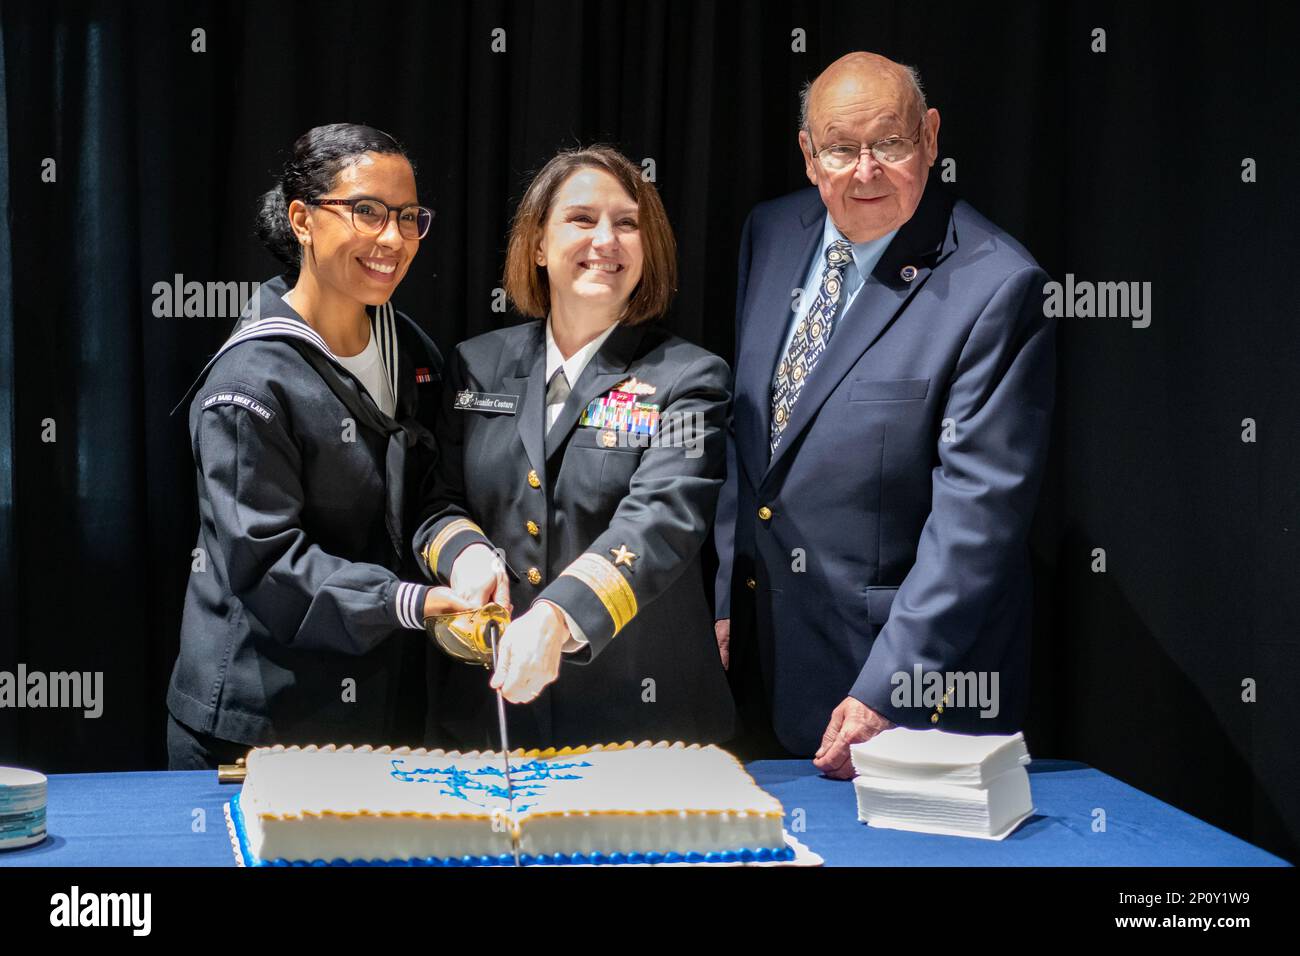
xmin=763 ymin=184 xmax=957 ymax=482
xmin=503 ymin=324 xmax=546 ymax=478
xmin=544 ymin=323 xmax=646 ymax=461
xmin=735 ymin=197 xmax=825 ymax=484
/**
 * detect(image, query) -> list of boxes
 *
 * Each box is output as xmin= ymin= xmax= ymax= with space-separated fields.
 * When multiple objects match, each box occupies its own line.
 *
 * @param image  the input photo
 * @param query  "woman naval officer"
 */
xmin=166 ymin=124 xmax=472 ymax=769
xmin=414 ymin=146 xmax=734 ymax=750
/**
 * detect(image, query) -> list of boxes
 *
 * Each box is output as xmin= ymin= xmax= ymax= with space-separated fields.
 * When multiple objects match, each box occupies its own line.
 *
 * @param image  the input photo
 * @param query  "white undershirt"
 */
xmin=283 ymin=292 xmax=395 ymax=417
xmin=334 ymin=324 xmax=396 ymax=418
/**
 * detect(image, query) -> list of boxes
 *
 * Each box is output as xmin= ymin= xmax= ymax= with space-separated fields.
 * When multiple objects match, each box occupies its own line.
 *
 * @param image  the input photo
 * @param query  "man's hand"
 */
xmin=449 ymin=543 xmax=511 ymax=613
xmin=490 ymin=602 xmax=569 ymax=703
xmin=422 ymin=587 xmax=477 ymax=619
xmin=714 ymin=618 xmax=731 ymax=670
xmin=812 ymin=697 xmax=894 ymax=779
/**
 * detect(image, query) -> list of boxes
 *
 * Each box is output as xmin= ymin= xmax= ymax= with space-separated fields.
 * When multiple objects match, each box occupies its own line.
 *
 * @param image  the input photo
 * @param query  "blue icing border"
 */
xmin=229 ymin=794 xmax=794 ymax=867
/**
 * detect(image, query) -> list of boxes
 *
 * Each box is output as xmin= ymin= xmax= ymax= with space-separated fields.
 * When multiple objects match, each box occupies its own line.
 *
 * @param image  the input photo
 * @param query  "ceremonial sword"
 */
xmin=485 ymin=619 xmax=521 ymax=866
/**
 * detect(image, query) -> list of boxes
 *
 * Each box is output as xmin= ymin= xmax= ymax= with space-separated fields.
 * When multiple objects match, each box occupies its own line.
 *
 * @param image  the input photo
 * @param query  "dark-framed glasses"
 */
xmin=307 ymin=196 xmax=434 ymax=239
xmin=813 ymin=121 xmax=925 ymax=172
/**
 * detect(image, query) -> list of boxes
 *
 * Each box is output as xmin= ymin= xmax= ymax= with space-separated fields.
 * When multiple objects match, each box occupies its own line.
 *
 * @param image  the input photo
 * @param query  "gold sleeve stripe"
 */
xmin=560 ymin=553 xmax=637 ymax=636
xmin=424 ymin=518 xmax=485 ymax=572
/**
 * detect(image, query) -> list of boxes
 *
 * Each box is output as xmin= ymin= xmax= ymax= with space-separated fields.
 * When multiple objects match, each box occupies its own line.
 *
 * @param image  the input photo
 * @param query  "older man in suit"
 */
xmin=714 ymin=52 xmax=1056 ymax=777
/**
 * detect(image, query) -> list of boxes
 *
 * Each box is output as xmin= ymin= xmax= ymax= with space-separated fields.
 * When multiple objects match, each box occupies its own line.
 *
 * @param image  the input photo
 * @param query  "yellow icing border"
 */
xmin=262 ymin=810 xmax=504 ymax=822
xmin=521 ymin=809 xmax=784 ymax=820
xmin=246 ymin=739 xmax=649 ymax=760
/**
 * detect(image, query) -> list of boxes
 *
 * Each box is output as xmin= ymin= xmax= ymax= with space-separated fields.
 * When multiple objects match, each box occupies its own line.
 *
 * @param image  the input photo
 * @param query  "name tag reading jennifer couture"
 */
xmin=453 ymin=390 xmax=519 ymax=415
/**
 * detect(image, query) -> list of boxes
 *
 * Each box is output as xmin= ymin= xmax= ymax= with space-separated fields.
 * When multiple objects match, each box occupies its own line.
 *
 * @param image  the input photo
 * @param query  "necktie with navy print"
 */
xmin=770 ymin=239 xmax=854 ymax=452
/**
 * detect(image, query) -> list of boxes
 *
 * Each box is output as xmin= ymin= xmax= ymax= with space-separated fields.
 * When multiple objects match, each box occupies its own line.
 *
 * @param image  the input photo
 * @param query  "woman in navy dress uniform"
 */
xmin=414 ymin=146 xmax=734 ymax=749
xmin=166 ymin=124 xmax=471 ymax=768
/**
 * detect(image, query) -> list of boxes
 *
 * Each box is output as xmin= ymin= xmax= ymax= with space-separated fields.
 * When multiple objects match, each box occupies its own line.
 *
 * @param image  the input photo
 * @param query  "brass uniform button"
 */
xmin=745 ymin=577 xmax=757 ymax=590
xmin=527 ymin=470 xmax=541 ymax=489
xmin=526 ymin=520 xmax=540 ymax=537
xmin=758 ymin=506 xmax=772 ymax=521
xmin=527 ymin=567 xmax=542 ymax=585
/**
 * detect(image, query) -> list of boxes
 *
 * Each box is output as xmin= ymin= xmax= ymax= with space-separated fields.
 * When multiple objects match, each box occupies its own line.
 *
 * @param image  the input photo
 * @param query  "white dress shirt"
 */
xmin=541 ymin=316 xmax=619 ymax=650
xmin=778 ymin=216 xmax=899 ymax=364
xmin=544 ymin=316 xmax=618 ymax=429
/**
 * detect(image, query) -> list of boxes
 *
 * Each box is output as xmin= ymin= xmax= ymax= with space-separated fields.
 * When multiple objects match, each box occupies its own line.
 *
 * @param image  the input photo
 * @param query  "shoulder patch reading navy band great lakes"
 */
xmin=453 ymin=390 xmax=520 ymax=415
xmin=201 ymin=390 xmax=275 ymax=422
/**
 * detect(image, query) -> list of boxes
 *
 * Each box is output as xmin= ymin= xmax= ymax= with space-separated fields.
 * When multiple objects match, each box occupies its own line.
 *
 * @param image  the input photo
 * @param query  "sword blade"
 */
xmin=488 ymin=623 xmax=521 ymax=867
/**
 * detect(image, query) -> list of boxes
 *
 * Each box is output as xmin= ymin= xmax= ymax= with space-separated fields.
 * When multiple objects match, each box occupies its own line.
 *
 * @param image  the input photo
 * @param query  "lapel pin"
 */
xmin=900 ymin=265 xmax=919 ymax=282
xmin=614 ymin=376 xmax=657 ymax=396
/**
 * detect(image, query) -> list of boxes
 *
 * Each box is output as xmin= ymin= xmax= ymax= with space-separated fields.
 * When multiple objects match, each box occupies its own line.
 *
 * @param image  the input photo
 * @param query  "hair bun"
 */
xmin=254 ymin=183 xmax=300 ymax=271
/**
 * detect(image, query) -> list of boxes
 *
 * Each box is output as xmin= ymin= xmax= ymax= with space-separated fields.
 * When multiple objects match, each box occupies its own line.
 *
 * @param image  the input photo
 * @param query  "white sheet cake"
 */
xmin=230 ymin=740 xmax=792 ymax=866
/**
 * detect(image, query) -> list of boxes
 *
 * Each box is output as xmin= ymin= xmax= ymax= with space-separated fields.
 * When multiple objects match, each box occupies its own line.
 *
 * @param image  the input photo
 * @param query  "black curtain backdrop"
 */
xmin=1 ymin=0 xmax=1296 ymax=862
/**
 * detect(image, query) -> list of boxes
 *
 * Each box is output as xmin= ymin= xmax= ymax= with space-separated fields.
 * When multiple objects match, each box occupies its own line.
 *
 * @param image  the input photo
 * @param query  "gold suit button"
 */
xmin=745 ymin=577 xmax=757 ymax=590
xmin=526 ymin=520 xmax=540 ymax=537
xmin=527 ymin=567 xmax=542 ymax=585
xmin=758 ymin=506 xmax=772 ymax=521
xmin=527 ymin=470 xmax=541 ymax=489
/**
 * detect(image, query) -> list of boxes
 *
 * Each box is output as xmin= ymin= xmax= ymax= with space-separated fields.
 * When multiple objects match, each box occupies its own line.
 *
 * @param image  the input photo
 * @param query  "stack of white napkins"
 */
xmin=849 ymin=728 xmax=1034 ymax=840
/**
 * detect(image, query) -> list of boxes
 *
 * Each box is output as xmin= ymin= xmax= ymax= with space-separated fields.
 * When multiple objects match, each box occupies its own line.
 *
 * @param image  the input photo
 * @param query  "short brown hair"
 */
xmin=504 ymin=145 xmax=677 ymax=326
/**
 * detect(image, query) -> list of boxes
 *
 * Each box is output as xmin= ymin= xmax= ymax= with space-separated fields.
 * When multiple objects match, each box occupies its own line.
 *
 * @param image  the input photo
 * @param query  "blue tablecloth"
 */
xmin=0 ymin=759 xmax=1287 ymax=867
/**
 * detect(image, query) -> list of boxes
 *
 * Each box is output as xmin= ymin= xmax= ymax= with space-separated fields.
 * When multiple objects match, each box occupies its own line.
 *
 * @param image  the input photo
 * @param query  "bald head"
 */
xmin=800 ymin=53 xmax=927 ymax=134
xmin=795 ymin=51 xmax=939 ymax=243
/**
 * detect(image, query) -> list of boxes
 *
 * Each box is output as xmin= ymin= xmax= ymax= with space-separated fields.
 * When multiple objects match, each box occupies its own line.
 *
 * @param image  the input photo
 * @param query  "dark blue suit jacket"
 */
xmin=715 ymin=182 xmax=1056 ymax=755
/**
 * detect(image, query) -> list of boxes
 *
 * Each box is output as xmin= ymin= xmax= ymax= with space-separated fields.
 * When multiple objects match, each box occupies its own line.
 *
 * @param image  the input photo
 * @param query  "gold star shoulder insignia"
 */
xmin=609 ymin=544 xmax=638 ymax=568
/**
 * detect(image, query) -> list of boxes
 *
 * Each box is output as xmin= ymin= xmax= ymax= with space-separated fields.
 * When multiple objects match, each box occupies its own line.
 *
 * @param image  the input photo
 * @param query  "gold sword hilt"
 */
xmin=423 ymin=602 xmax=511 ymax=668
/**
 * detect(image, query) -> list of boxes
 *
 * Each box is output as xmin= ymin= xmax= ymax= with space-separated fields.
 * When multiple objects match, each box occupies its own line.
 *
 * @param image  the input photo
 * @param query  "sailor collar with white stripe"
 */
xmin=172 ymin=275 xmax=402 ymax=416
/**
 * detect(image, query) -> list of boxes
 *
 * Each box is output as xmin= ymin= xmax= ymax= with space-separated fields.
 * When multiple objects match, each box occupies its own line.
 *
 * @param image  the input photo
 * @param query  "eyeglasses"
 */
xmin=811 ymin=121 xmax=925 ymax=172
xmin=306 ymin=196 xmax=434 ymax=239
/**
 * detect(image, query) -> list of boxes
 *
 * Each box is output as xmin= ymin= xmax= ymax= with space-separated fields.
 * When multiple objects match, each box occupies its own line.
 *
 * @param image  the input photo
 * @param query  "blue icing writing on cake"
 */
xmin=388 ymin=757 xmax=593 ymax=813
